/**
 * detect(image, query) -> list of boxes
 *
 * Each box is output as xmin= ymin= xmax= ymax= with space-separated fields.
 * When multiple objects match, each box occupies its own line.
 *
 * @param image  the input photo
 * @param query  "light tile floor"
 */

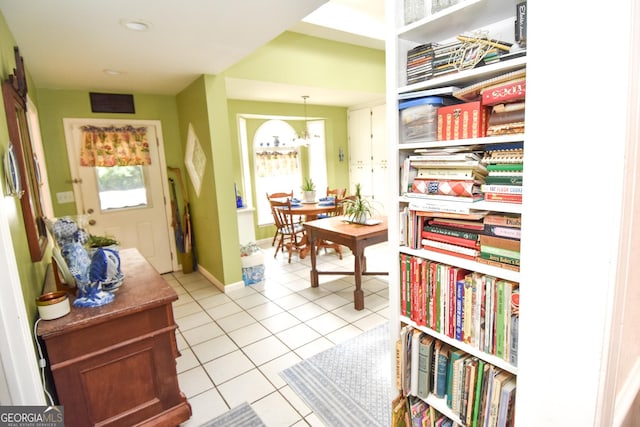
xmin=169 ymin=240 xmax=390 ymax=427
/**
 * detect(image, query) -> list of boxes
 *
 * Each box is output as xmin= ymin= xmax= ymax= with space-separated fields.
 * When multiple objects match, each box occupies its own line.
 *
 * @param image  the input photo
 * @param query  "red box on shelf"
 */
xmin=437 ymin=101 xmax=489 ymax=140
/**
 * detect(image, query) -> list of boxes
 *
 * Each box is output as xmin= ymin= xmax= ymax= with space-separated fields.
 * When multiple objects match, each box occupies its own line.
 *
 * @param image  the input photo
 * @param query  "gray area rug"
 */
xmin=200 ymin=402 xmax=266 ymax=427
xmin=280 ymin=322 xmax=391 ymax=427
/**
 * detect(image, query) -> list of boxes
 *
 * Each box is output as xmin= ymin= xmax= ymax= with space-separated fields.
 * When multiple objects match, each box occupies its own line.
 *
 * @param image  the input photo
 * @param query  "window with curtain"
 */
xmin=79 ymin=125 xmax=151 ymax=210
xmin=254 ymin=120 xmax=301 ymax=226
xmin=79 ymin=125 xmax=151 ymax=167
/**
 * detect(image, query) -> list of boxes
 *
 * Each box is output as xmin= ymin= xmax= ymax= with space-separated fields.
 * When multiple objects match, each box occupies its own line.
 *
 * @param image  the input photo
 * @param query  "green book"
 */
xmin=486 ymin=163 xmax=523 ymax=171
xmin=472 ymin=360 xmax=486 ymax=427
xmin=484 ymin=176 xmax=523 ymax=185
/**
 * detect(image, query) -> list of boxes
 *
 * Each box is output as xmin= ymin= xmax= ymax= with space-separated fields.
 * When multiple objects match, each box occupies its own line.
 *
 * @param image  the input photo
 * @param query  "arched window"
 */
xmin=254 ymin=120 xmax=301 ymax=226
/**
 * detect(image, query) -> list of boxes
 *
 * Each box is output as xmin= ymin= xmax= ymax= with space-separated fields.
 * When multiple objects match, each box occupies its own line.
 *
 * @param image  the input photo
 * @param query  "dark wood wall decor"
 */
xmin=2 ymin=47 xmax=48 ymax=261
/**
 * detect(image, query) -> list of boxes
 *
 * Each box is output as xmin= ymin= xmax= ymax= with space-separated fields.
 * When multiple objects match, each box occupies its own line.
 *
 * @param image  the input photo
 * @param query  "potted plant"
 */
xmin=301 ymin=177 xmax=316 ymax=203
xmin=87 ymin=234 xmax=120 ymax=256
xmin=341 ymin=183 xmax=375 ymax=224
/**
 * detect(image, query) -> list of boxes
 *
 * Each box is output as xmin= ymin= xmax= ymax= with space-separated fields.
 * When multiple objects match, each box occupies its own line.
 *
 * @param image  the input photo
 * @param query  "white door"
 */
xmin=63 ymin=119 xmax=176 ymax=273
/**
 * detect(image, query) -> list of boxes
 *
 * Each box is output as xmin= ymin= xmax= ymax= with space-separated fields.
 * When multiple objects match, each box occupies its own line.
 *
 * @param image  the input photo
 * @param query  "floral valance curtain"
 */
xmin=79 ymin=125 xmax=151 ymax=167
xmin=255 ymin=149 xmax=298 ymax=177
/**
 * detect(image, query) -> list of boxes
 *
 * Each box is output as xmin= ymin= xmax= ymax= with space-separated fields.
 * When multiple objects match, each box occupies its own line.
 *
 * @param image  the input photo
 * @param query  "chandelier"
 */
xmin=293 ymin=95 xmax=316 ymax=147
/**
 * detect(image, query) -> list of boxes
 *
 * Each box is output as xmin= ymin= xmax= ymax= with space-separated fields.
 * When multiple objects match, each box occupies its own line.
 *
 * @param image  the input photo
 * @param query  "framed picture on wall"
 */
xmin=184 ymin=123 xmax=206 ymax=197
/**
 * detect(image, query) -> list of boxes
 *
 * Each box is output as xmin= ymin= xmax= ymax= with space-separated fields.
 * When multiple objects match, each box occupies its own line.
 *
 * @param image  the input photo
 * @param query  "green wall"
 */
xmin=175 ymin=76 xmax=242 ymax=284
xmin=36 ymin=89 xmax=183 ymax=218
xmin=226 ymin=99 xmax=350 ymax=241
xmin=0 ymin=13 xmax=49 ymax=324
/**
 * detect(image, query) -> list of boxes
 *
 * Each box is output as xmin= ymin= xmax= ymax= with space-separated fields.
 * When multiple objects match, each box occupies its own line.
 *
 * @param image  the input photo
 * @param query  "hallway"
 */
xmin=168 ymin=240 xmax=390 ymax=426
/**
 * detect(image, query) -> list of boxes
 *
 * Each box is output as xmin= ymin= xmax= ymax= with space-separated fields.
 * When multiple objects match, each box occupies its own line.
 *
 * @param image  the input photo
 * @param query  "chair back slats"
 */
xmin=268 ymin=197 xmax=305 ymax=263
xmin=326 ymin=187 xmax=346 ymax=199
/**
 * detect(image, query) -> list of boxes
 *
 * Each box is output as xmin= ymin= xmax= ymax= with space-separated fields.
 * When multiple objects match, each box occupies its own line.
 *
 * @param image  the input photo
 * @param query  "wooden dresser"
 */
xmin=37 ymin=248 xmax=191 ymax=427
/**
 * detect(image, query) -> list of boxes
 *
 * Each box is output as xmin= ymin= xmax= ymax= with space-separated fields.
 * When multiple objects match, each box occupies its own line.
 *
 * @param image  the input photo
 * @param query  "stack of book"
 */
xmin=406 ymin=150 xmax=487 ymax=203
xmin=480 ymin=143 xmax=523 ymax=203
xmin=477 ymin=213 xmax=521 ymax=271
xmin=421 ymin=216 xmax=484 ymax=260
xmin=407 ymin=43 xmax=435 ymax=85
xmin=481 ymin=76 xmax=526 ymax=136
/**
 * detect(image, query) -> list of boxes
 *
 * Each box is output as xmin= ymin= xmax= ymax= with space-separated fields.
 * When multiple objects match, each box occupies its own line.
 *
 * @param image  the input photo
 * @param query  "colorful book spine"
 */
xmin=483 ymin=224 xmax=521 ymax=240
xmin=422 ymin=231 xmax=480 ymax=249
xmin=480 ymin=251 xmax=521 ymax=267
xmin=455 ymin=279 xmax=465 ymax=341
xmin=480 ymin=235 xmax=521 ymax=252
xmin=480 ymin=184 xmax=523 ymax=194
xmin=425 ymin=225 xmax=480 ymax=240
xmin=481 ymin=79 xmax=526 ymax=105
xmin=483 ymin=213 xmax=522 ymax=227
xmin=423 ymin=239 xmax=480 ymax=257
xmin=486 ymin=163 xmax=523 ymax=171
xmin=434 ymin=344 xmax=450 ymax=398
xmin=484 ymin=192 xmax=523 ymax=203
xmin=483 ymin=175 xmax=523 ymax=185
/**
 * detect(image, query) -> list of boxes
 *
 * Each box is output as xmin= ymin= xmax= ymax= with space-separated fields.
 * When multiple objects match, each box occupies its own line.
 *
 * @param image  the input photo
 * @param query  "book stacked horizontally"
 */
xmin=481 ymin=74 xmax=526 ymax=136
xmin=477 ymin=213 xmax=521 ymax=271
xmin=406 ymin=43 xmax=435 ymax=85
xmin=421 ymin=216 xmax=484 ymax=260
xmin=407 ymin=149 xmax=486 ymax=204
xmin=480 ymin=143 xmax=523 ymax=204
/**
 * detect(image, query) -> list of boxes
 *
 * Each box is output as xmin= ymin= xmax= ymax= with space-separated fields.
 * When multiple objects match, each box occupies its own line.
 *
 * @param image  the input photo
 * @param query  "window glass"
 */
xmin=96 ymin=165 xmax=148 ymax=211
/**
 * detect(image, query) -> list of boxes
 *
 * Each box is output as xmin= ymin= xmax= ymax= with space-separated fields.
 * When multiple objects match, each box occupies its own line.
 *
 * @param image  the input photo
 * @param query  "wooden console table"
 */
xmin=304 ymin=216 xmax=388 ymax=310
xmin=37 ymin=248 xmax=191 ymax=427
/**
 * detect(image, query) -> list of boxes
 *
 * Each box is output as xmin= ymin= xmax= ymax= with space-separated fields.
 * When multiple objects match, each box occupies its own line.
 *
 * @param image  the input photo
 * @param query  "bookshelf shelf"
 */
xmin=399 ymin=133 xmax=525 ymax=151
xmin=398 ymin=56 xmax=526 ymax=94
xmin=400 ymin=195 xmax=523 ymax=215
xmin=389 ymin=0 xmax=524 ymax=425
xmin=397 ymin=0 xmax=515 ymax=44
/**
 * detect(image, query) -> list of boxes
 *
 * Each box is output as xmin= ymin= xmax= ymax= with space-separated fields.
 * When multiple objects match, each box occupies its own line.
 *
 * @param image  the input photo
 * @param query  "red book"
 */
xmin=429 ymin=218 xmax=485 ymax=231
xmin=484 ymin=192 xmax=523 ymax=203
xmin=400 ymin=254 xmax=407 ymax=316
xmin=423 ymin=244 xmax=478 ymax=261
xmin=420 ymin=259 xmax=429 ymax=327
xmin=422 ymin=230 xmax=479 ymax=249
xmin=481 ymin=78 xmax=526 ymax=106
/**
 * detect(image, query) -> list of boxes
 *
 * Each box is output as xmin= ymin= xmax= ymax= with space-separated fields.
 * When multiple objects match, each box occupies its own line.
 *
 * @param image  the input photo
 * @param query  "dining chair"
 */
xmin=313 ymin=193 xmax=348 ymax=259
xmin=266 ymin=191 xmax=294 ymax=246
xmin=269 ymin=198 xmax=306 ymax=263
xmin=326 ymin=187 xmax=347 ymax=199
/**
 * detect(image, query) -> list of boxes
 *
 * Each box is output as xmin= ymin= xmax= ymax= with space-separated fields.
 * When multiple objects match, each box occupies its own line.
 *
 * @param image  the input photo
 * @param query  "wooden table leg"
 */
xmin=309 ymin=233 xmax=319 ymax=288
xmin=353 ymin=247 xmax=365 ymax=310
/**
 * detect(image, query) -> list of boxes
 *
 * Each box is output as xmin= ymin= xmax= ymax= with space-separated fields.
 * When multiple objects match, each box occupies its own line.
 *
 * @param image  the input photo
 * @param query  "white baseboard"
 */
xmin=194 ymin=264 xmax=246 ymax=293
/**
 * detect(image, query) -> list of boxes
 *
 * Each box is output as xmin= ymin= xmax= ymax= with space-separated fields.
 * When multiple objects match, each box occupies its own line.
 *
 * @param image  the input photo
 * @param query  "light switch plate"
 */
xmin=56 ymin=191 xmax=75 ymax=204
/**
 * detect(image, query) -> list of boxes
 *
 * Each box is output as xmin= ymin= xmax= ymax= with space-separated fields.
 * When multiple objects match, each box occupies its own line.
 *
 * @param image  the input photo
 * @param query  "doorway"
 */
xmin=63 ymin=118 xmax=176 ymax=273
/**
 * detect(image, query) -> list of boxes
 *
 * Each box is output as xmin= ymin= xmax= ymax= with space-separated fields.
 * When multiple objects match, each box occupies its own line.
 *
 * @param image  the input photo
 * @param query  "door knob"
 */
xmin=88 ymin=219 xmax=96 ymax=226
xmin=87 ymin=208 xmax=94 ymax=214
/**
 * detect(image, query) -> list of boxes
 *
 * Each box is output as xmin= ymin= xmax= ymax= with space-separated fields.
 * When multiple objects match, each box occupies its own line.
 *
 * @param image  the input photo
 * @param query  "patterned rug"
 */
xmin=280 ymin=322 xmax=391 ymax=427
xmin=200 ymin=402 xmax=266 ymax=427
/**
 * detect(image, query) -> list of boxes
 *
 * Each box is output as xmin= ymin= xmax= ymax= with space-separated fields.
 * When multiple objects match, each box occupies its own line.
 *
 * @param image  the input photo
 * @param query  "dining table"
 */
xmin=303 ymin=216 xmax=388 ymax=310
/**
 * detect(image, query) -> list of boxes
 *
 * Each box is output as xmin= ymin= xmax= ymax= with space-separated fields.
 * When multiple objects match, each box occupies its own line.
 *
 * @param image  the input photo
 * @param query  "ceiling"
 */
xmin=0 ymin=0 xmax=385 ymax=107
